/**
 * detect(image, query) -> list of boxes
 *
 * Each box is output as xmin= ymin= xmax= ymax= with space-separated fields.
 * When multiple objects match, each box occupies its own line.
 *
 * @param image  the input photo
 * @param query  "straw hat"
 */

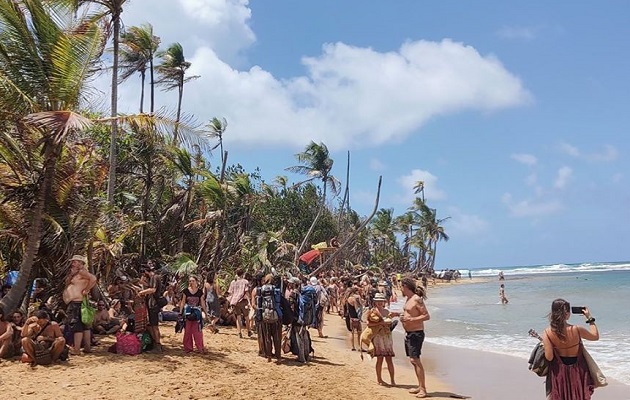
xmin=309 ymin=276 xmax=318 ymax=286
xmin=373 ymin=292 xmax=387 ymax=302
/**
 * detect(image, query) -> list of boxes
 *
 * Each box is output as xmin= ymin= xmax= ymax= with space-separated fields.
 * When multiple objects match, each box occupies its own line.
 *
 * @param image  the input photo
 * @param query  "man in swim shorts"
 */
xmin=62 ymin=255 xmax=96 ymax=355
xmin=400 ymin=277 xmax=431 ymax=398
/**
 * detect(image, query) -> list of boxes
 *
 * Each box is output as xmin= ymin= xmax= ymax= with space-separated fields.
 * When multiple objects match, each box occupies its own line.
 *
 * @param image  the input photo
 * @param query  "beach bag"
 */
xmin=115 ymin=333 xmax=141 ymax=355
xmin=81 ymin=296 xmax=96 ymax=326
xmin=297 ymin=286 xmax=318 ymax=327
xmin=582 ymin=345 xmax=607 ymax=388
xmin=528 ymin=342 xmax=548 ymax=376
xmin=260 ymin=284 xmax=279 ymax=323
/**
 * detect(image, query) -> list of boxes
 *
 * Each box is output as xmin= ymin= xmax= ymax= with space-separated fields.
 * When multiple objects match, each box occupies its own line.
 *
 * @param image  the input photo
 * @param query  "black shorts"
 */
xmin=147 ymin=306 xmax=160 ymax=327
xmin=404 ymin=330 xmax=425 ymax=358
xmin=67 ymin=301 xmax=86 ymax=333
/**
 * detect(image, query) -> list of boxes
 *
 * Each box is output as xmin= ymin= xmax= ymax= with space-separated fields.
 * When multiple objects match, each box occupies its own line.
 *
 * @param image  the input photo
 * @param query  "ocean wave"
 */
xmin=468 ymin=262 xmax=630 ymax=277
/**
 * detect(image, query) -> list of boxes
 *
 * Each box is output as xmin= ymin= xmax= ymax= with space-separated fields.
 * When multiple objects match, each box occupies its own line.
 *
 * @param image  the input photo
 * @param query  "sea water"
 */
xmin=414 ymin=262 xmax=630 ymax=386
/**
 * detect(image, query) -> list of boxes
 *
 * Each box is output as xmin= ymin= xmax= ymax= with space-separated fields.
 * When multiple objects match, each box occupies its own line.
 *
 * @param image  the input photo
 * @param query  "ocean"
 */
xmin=393 ymin=262 xmax=630 ymax=386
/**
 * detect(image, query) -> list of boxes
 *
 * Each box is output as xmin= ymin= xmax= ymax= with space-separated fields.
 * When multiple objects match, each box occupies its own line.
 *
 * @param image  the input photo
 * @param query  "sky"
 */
xmin=95 ymin=0 xmax=630 ymax=269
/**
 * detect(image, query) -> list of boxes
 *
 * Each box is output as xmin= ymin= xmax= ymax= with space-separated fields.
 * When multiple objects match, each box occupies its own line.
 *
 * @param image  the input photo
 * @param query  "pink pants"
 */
xmin=183 ymin=320 xmax=204 ymax=352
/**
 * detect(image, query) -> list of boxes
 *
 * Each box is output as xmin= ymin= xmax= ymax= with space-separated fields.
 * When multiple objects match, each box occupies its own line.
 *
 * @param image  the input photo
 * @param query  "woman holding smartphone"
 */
xmin=542 ymin=299 xmax=599 ymax=400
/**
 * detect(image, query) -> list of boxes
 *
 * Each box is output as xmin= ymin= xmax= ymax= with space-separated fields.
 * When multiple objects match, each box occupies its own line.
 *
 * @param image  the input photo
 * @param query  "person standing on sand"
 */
xmin=542 ymin=299 xmax=599 ymax=400
xmin=400 ymin=277 xmax=430 ymax=398
xmin=138 ymin=263 xmax=163 ymax=352
xmin=226 ymin=268 xmax=252 ymax=339
xmin=366 ymin=292 xmax=397 ymax=386
xmin=63 ymin=254 xmax=96 ymax=355
xmin=499 ymin=284 xmax=509 ymax=304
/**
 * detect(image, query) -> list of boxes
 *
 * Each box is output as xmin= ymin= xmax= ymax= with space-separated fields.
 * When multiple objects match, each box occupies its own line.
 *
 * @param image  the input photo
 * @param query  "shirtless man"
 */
xmin=21 ymin=310 xmax=66 ymax=365
xmin=400 ymin=277 xmax=431 ymax=398
xmin=62 ymin=255 xmax=96 ymax=354
xmin=0 ymin=307 xmax=15 ymax=359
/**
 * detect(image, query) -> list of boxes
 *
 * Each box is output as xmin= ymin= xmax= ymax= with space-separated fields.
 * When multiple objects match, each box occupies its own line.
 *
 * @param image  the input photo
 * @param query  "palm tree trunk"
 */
xmin=309 ymin=176 xmax=382 ymax=278
xmin=149 ymin=57 xmax=155 ymax=113
xmin=106 ymin=14 xmax=121 ymax=205
xmin=139 ymin=69 xmax=145 ymax=113
xmin=0 ymin=142 xmax=59 ymax=313
xmin=293 ymin=184 xmax=327 ymax=264
xmin=140 ymin=157 xmax=153 ymax=257
xmin=174 ymin=81 xmax=183 ymax=145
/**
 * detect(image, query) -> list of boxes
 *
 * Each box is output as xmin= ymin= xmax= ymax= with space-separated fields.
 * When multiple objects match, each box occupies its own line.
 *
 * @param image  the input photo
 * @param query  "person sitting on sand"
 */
xmin=400 ymin=277 xmax=430 ymax=398
xmin=0 ymin=307 xmax=15 ymax=359
xmin=10 ymin=309 xmax=25 ymax=356
xmin=366 ymin=293 xmax=398 ymax=386
xmin=218 ymin=297 xmax=237 ymax=326
xmin=62 ymin=254 xmax=97 ymax=355
xmin=93 ymin=300 xmax=121 ymax=335
xmin=21 ymin=310 xmax=66 ymax=365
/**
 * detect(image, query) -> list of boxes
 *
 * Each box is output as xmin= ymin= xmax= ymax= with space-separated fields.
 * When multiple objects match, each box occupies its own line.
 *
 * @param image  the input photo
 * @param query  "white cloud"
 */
xmin=497 ymin=26 xmax=538 ymax=41
xmin=369 ymin=158 xmax=386 ymax=171
xmin=559 ymin=142 xmax=580 ymax=157
xmin=397 ymin=169 xmax=447 ymax=203
xmin=612 ymin=173 xmax=623 ymax=184
xmin=511 ymin=153 xmax=537 ymax=166
xmin=558 ymin=142 xmax=618 ymax=162
xmin=446 ymin=207 xmax=489 ymax=237
xmin=103 ymin=1 xmax=532 ymax=151
xmin=502 ymin=193 xmax=563 ymax=217
xmin=588 ymin=144 xmax=618 ymax=162
xmin=554 ymin=166 xmax=573 ymax=189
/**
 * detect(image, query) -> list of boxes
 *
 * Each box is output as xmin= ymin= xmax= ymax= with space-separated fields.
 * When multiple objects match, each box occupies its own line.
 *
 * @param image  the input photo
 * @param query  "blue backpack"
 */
xmin=297 ymin=286 xmax=319 ymax=328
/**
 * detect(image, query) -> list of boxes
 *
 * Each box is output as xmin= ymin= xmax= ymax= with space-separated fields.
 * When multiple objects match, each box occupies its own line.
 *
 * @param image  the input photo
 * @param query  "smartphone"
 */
xmin=571 ymin=306 xmax=585 ymax=314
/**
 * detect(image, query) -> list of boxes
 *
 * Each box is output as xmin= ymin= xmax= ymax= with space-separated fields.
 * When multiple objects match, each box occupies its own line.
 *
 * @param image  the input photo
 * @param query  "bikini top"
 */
xmin=548 ymin=325 xmax=581 ymax=352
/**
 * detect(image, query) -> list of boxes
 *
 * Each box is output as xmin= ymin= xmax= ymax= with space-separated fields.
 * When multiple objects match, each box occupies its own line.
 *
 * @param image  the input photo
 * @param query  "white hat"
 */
xmin=309 ymin=276 xmax=318 ymax=286
xmin=70 ymin=255 xmax=87 ymax=264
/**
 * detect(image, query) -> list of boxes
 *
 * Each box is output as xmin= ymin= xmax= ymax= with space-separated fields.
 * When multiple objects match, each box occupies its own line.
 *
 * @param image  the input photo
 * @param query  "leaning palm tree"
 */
xmin=119 ymin=23 xmax=160 ymax=113
xmin=156 ymin=42 xmax=198 ymax=144
xmin=0 ymin=0 xmax=103 ymax=313
xmin=286 ymin=141 xmax=340 ymax=263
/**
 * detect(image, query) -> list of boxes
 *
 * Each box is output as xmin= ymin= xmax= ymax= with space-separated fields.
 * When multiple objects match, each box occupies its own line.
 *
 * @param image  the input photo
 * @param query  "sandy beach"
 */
xmin=2 ymin=290 xmax=628 ymax=399
xmin=0 ymin=314 xmax=450 ymax=400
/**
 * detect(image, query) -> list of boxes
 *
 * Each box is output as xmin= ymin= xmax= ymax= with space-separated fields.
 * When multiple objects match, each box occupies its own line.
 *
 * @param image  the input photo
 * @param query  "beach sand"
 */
xmin=2 ymin=300 xmax=628 ymax=399
xmin=0 ymin=315 xmax=447 ymax=400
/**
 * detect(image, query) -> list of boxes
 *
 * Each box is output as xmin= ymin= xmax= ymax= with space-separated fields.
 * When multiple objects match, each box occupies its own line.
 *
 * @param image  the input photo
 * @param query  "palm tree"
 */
xmin=73 ymin=0 xmax=128 ymax=205
xmin=286 ymin=141 xmax=340 ymax=262
xmin=207 ymin=117 xmax=227 ymax=168
xmin=119 ymin=23 xmax=160 ymax=113
xmin=156 ymin=43 xmax=198 ymax=144
xmin=0 ymin=0 xmax=103 ymax=313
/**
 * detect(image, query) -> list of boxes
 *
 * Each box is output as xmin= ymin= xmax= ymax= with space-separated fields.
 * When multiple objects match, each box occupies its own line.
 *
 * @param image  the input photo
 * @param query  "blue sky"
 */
xmin=103 ymin=0 xmax=630 ymax=269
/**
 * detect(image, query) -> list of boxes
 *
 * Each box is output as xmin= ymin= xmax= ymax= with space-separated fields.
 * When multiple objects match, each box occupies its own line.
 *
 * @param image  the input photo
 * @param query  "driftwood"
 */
xmin=308 ymin=176 xmax=382 ymax=278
